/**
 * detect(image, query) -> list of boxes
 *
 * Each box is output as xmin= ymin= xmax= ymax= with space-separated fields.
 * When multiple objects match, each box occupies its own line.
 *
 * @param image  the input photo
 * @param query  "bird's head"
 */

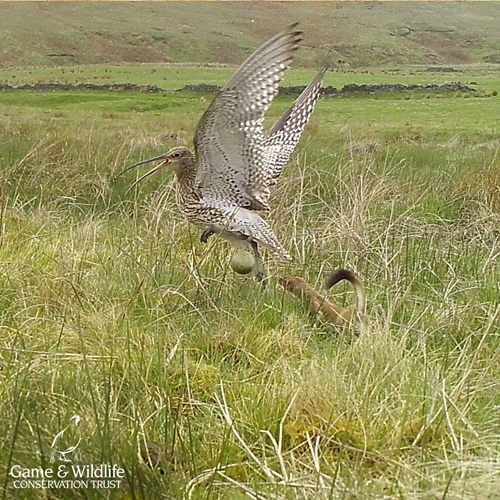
xmin=115 ymin=147 xmax=194 ymax=189
xmin=70 ymin=415 xmax=82 ymax=426
xmin=151 ymin=147 xmax=194 ymax=174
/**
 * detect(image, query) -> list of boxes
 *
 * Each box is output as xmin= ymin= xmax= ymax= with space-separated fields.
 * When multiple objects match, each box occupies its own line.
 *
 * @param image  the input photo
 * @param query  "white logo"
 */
xmin=50 ymin=415 xmax=82 ymax=463
xmin=10 ymin=415 xmax=125 ymax=491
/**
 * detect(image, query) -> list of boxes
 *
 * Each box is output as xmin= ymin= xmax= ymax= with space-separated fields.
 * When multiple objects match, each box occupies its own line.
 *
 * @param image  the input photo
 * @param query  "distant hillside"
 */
xmin=1 ymin=2 xmax=500 ymax=68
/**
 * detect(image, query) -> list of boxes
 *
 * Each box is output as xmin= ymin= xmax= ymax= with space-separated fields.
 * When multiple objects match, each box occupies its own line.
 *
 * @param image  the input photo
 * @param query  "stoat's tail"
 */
xmin=326 ymin=269 xmax=366 ymax=317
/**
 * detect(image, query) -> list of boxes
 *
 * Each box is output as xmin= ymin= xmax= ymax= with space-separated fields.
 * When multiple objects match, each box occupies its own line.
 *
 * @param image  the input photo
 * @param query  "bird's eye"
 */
xmin=172 ymin=152 xmax=181 ymax=158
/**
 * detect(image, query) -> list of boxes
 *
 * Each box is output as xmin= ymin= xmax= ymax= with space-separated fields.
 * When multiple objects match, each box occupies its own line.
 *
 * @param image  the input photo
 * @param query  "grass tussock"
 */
xmin=0 ymin=97 xmax=500 ymax=500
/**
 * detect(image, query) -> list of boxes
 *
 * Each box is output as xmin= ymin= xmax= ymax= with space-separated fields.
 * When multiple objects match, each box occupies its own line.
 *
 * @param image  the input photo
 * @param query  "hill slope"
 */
xmin=0 ymin=2 xmax=500 ymax=68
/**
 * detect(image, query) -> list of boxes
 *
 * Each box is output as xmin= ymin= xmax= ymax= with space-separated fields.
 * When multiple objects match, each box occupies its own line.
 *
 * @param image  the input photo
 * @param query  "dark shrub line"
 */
xmin=0 ymin=81 xmax=476 ymax=95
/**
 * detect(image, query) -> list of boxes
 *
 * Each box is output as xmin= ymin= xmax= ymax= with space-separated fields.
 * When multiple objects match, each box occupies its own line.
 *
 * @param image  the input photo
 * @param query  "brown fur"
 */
xmin=279 ymin=269 xmax=368 ymax=328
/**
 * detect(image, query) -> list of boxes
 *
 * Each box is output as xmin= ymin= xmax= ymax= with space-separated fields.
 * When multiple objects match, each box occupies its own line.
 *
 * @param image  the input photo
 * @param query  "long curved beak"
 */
xmin=114 ymin=154 xmax=170 ymax=191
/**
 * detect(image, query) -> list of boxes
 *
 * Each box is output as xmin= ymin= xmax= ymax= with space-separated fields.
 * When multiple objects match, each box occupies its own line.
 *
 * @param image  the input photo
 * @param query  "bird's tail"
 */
xmin=254 ymin=226 xmax=292 ymax=261
xmin=224 ymin=206 xmax=292 ymax=261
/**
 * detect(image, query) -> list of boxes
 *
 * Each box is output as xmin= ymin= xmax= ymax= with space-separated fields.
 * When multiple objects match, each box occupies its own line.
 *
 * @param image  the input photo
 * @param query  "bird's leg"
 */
xmin=249 ymin=240 xmax=266 ymax=286
xmin=200 ymin=227 xmax=216 ymax=243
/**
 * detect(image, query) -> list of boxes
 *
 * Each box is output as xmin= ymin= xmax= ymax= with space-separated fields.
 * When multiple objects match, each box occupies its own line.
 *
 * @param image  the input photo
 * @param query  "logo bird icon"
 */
xmin=50 ymin=415 xmax=82 ymax=463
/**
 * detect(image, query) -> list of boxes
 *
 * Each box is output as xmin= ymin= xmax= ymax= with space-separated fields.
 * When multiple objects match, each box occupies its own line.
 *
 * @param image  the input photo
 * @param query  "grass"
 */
xmin=2 ymin=64 xmax=500 ymax=94
xmin=0 ymin=68 xmax=500 ymax=499
xmin=2 ymin=2 xmax=500 ymax=68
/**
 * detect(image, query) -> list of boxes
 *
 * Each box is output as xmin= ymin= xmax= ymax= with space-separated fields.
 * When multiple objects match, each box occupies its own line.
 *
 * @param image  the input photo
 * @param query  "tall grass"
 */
xmin=0 ymin=94 xmax=499 ymax=499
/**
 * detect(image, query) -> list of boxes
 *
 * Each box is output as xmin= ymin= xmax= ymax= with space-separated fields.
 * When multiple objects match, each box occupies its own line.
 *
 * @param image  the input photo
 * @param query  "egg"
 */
xmin=230 ymin=250 xmax=255 ymax=275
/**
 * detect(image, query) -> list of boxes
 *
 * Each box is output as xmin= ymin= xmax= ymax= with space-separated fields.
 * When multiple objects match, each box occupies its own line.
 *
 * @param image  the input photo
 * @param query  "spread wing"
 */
xmin=194 ymin=24 xmax=303 ymax=211
xmin=262 ymin=66 xmax=327 ymax=190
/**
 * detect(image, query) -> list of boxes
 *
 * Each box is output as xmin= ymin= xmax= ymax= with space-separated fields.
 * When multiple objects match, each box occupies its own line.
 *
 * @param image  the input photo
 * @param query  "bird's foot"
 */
xmin=249 ymin=240 xmax=267 ymax=288
xmin=255 ymin=271 xmax=268 ymax=289
xmin=200 ymin=228 xmax=215 ymax=243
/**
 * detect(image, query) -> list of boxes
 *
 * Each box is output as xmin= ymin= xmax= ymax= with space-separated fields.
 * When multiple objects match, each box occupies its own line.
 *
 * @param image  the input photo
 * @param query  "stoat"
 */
xmin=279 ymin=269 xmax=368 ymax=328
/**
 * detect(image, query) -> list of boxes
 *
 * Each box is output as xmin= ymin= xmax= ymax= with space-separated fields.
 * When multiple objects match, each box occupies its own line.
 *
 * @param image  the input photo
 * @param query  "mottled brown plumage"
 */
xmin=117 ymin=24 xmax=325 ymax=280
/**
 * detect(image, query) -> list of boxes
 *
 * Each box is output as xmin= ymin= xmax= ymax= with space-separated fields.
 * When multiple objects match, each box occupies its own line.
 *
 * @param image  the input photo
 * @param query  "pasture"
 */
xmin=1 ymin=66 xmax=500 ymax=499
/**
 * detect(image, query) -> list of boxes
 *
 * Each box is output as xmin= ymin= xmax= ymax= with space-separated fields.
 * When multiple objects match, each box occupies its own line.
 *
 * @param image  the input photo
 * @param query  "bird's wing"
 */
xmin=51 ymin=428 xmax=67 ymax=448
xmin=262 ymin=66 xmax=326 ymax=191
xmin=194 ymin=24 xmax=302 ymax=211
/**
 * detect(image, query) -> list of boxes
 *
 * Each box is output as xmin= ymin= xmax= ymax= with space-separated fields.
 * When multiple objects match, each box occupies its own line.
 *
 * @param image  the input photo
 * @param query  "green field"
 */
xmin=1 ymin=5 xmax=500 ymax=496
xmin=2 ymin=64 xmax=500 ymax=93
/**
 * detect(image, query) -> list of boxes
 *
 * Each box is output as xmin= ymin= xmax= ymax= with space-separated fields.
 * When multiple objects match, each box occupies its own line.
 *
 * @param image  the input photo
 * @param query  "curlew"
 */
xmin=117 ymin=24 xmax=326 ymax=281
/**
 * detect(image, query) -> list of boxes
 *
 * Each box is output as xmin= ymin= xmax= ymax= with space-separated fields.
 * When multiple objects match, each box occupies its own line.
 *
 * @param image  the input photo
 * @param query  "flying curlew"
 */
xmin=117 ymin=24 xmax=326 ymax=281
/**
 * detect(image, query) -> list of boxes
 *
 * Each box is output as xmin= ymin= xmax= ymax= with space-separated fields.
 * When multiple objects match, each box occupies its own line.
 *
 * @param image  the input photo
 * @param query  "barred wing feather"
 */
xmin=194 ymin=24 xmax=303 ymax=211
xmin=262 ymin=66 xmax=326 ymax=190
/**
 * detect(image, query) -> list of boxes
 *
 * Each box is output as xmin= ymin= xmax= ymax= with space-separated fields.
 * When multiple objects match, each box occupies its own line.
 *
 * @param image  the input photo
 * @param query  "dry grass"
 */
xmin=0 ymin=90 xmax=499 ymax=499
